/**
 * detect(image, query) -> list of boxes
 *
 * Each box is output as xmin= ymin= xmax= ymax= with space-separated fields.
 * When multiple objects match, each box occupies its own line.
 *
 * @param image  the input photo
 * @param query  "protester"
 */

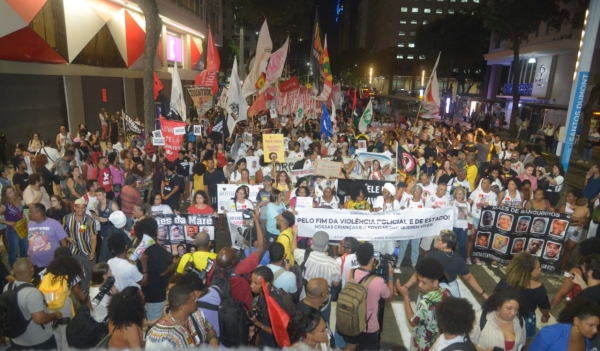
xmin=0 ymin=185 xmax=28 ymax=268
xmin=288 ymin=310 xmax=331 ymax=351
xmin=106 ymin=286 xmax=145 ymax=349
xmin=431 ymin=297 xmax=476 ymax=351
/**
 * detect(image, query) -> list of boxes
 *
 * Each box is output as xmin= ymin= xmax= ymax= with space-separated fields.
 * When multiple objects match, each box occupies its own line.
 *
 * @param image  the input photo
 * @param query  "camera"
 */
xmin=242 ymin=208 xmax=254 ymax=220
xmin=92 ymin=276 xmax=115 ymax=307
xmin=185 ymin=258 xmax=214 ymax=281
xmin=373 ymin=251 xmax=396 ymax=278
xmin=52 ymin=317 xmax=71 ymax=328
xmin=247 ymin=308 xmax=263 ymax=319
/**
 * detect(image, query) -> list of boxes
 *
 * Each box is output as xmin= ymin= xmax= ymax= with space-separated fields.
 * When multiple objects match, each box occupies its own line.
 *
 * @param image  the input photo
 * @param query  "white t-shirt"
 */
xmin=255 ymin=148 xmax=264 ymax=158
xmin=431 ymin=335 xmax=469 ymax=351
xmin=548 ymin=175 xmax=564 ymax=193
xmin=418 ymin=182 xmax=438 ymax=199
xmin=226 ymin=199 xmax=255 ymax=212
xmin=107 ymin=257 xmax=143 ymax=291
xmin=426 ymin=194 xmax=450 ymax=209
xmin=447 ymin=177 xmax=471 ymax=198
xmin=315 ymin=196 xmax=339 ymax=209
xmin=373 ymin=197 xmax=401 ymax=211
xmin=229 ymin=170 xmax=243 ymax=183
xmin=37 ymin=147 xmax=61 ymax=170
xmin=288 ymin=150 xmax=304 ymax=158
xmin=452 ymin=200 xmax=471 ymax=229
xmin=89 ymin=285 xmax=110 ymax=322
xmin=326 ymin=142 xmax=337 ymax=156
xmin=469 ymin=188 xmax=498 ymax=218
xmin=152 ymin=204 xmax=173 ymax=216
xmin=336 ymin=253 xmax=358 ymax=287
xmin=299 ymin=136 xmax=312 ymax=150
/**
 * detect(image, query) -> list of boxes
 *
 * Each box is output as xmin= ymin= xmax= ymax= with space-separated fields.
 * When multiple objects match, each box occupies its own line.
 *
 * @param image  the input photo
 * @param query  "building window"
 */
xmin=424 ymin=8 xmax=431 ymax=13
xmin=450 ymin=0 xmax=456 ymax=1
xmin=398 ymin=42 xmax=405 ymax=47
xmin=419 ymin=55 xmax=426 ymax=60
xmin=408 ymin=43 xmax=415 ymax=48
xmin=473 ymin=0 xmax=479 ymax=2
xmin=412 ymin=7 xmax=419 ymax=12
xmin=410 ymin=31 xmax=416 ymax=36
xmin=407 ymin=54 xmax=414 ymax=59
xmin=436 ymin=8 xmax=443 ymax=13
xmin=400 ymin=18 xmax=407 ymax=24
xmin=461 ymin=0 xmax=468 ymax=2
xmin=401 ymin=7 xmax=408 ymax=12
xmin=423 ymin=19 xmax=430 ymax=25
xmin=397 ymin=54 xmax=404 ymax=59
xmin=411 ymin=19 xmax=418 ymax=24
xmin=448 ymin=9 xmax=454 ymax=14
xmin=399 ymin=31 xmax=406 ymax=36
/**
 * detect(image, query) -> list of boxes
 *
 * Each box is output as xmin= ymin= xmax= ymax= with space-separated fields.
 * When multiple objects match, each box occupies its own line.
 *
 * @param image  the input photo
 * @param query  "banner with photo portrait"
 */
xmin=226 ymin=212 xmax=256 ymax=248
xmin=154 ymin=214 xmax=215 ymax=257
xmin=216 ymin=184 xmax=263 ymax=214
xmin=472 ymin=206 xmax=571 ymax=272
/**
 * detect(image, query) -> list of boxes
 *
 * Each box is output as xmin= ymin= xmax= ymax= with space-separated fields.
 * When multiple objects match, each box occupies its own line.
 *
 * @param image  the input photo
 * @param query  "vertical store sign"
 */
xmin=167 ymin=34 xmax=182 ymax=63
xmin=102 ymin=88 xmax=107 ymax=102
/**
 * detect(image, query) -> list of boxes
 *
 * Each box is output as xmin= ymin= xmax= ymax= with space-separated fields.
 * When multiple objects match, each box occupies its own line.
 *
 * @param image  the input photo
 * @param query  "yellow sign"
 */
xmin=263 ymin=134 xmax=285 ymax=163
xmin=14 ymin=218 xmax=28 ymax=239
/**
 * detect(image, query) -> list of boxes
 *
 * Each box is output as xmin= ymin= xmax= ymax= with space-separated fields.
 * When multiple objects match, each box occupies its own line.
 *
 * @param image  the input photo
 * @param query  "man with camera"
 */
xmin=176 ymin=231 xmax=216 ymax=275
xmin=340 ymin=243 xmax=394 ymax=351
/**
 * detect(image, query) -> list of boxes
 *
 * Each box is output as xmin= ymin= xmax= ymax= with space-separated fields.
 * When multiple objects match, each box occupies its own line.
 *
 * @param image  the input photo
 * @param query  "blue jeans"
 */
xmin=397 ymin=238 xmax=420 ymax=266
xmin=583 ymin=147 xmax=594 ymax=161
xmin=7 ymin=227 xmax=28 ymax=268
xmin=146 ymin=301 xmax=166 ymax=321
xmin=454 ymin=227 xmax=468 ymax=259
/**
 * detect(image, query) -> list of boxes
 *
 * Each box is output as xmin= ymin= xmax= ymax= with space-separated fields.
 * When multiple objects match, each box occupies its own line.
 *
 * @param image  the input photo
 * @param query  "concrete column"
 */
xmin=486 ymin=64 xmax=502 ymax=99
xmin=63 ymin=75 xmax=85 ymax=133
xmin=123 ymin=77 xmax=137 ymax=118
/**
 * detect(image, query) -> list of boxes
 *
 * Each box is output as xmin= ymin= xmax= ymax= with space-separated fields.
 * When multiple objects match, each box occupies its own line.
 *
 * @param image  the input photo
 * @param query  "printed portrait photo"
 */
xmin=172 ymin=243 xmax=188 ymax=257
xmin=475 ymin=232 xmax=491 ymax=248
xmin=185 ymin=225 xmax=199 ymax=243
xmin=511 ymin=238 xmax=526 ymax=254
xmin=530 ymin=218 xmax=549 ymax=234
xmin=549 ymin=219 xmax=569 ymax=238
xmin=480 ymin=211 xmax=495 ymax=227
xmin=543 ymin=241 xmax=562 ymax=260
xmin=169 ymin=225 xmax=183 ymax=243
xmin=157 ymin=225 xmax=170 ymax=244
xmin=496 ymin=213 xmax=514 ymax=231
xmin=527 ymin=238 xmax=545 ymax=257
xmin=515 ymin=216 xmax=531 ymax=233
xmin=492 ymin=234 xmax=510 ymax=254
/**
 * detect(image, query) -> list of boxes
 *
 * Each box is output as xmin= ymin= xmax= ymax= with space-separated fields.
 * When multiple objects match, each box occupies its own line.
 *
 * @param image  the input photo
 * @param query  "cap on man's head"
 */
xmin=263 ymin=175 xmax=273 ymax=182
xmin=311 ymin=231 xmax=329 ymax=252
xmin=74 ymin=197 xmax=87 ymax=206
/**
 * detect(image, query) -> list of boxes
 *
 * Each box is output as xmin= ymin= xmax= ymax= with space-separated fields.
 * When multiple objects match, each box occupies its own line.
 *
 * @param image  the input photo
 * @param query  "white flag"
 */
xmin=330 ymin=99 xmax=337 ymax=132
xmin=420 ymin=52 xmax=441 ymax=119
xmin=262 ymin=36 xmax=289 ymax=93
xmin=170 ymin=64 xmax=186 ymax=121
xmin=227 ymin=57 xmax=248 ymax=133
xmin=358 ymin=100 xmax=373 ymax=134
xmin=218 ymin=87 xmax=229 ymax=109
xmin=242 ymin=20 xmax=272 ymax=98
xmin=294 ymin=91 xmax=304 ymax=127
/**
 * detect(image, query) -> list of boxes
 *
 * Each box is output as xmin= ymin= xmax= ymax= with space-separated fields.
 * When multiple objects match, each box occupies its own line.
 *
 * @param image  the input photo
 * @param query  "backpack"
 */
xmin=66 ymin=305 xmax=108 ymax=348
xmin=335 ymin=269 xmax=376 ymax=337
xmin=0 ymin=282 xmax=34 ymax=338
xmin=207 ymin=266 xmax=249 ymax=348
xmin=440 ymin=336 xmax=477 ymax=351
xmin=39 ymin=273 xmax=69 ymax=311
xmin=288 ymin=265 xmax=304 ymax=304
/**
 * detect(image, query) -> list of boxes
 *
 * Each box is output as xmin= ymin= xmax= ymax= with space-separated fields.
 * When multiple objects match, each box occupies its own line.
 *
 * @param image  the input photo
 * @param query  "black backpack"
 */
xmin=207 ymin=266 xmax=250 ymax=348
xmin=66 ymin=305 xmax=108 ymax=348
xmin=0 ymin=282 xmax=34 ymax=338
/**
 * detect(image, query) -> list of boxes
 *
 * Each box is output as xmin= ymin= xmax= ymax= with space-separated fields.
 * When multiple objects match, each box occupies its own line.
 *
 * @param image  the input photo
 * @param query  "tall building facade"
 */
xmin=0 ymin=0 xmax=222 ymax=151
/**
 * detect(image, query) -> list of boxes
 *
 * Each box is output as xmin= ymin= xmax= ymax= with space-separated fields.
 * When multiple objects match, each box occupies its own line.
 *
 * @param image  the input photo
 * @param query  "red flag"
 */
xmin=352 ymin=88 xmax=357 ymax=111
xmin=159 ymin=117 xmax=186 ymax=162
xmin=206 ymin=28 xmax=220 ymax=72
xmin=195 ymin=70 xmax=219 ymax=96
xmin=261 ymin=278 xmax=290 ymax=347
xmin=248 ymin=93 xmax=267 ymax=117
xmin=153 ymin=72 xmax=163 ymax=100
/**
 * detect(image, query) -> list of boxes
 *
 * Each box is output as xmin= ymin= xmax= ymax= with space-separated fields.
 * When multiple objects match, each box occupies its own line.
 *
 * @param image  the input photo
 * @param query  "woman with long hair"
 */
xmin=224 ymin=186 xmax=254 ymax=214
xmin=107 ymin=286 xmax=145 ymax=349
xmin=265 ymin=189 xmax=286 ymax=242
xmin=187 ymin=190 xmax=215 ymax=215
xmin=495 ymin=251 xmax=551 ymax=342
xmin=451 ymin=186 xmax=471 ymax=259
xmin=275 ymin=171 xmax=293 ymax=206
xmin=524 ymin=189 xmax=554 ymax=211
xmin=151 ymin=193 xmax=173 ymax=216
xmin=540 ymin=163 xmax=565 ymax=207
xmin=239 ymin=169 xmax=255 ymax=185
xmin=34 ymin=153 xmax=55 ymax=196
xmin=0 ymin=186 xmax=27 ymax=267
xmin=81 ymin=154 xmax=96 ymax=183
xmin=120 ymin=149 xmax=133 ymax=173
xmin=435 ymin=159 xmax=455 ymax=185
xmin=346 ymin=187 xmax=371 ymax=211
xmin=530 ymin=297 xmax=600 ymax=351
xmin=367 ymin=160 xmax=384 ymax=181
xmin=47 ymin=195 xmax=71 ymax=223
xmin=470 ymin=289 xmax=527 ymax=351
xmin=287 ymin=310 xmax=331 ymax=351
xmin=129 ymin=162 xmax=149 ymax=203
xmin=108 ymin=152 xmax=125 ymax=197
xmin=559 ymin=191 xmax=590 ymax=272
xmin=215 ymin=142 xmax=228 ymax=168
xmin=28 ymin=132 xmax=44 ymax=153
xmin=130 ymin=146 xmax=146 ymax=165
xmin=498 ymin=178 xmax=524 ymax=209
xmin=65 ymin=166 xmax=86 ymax=202
xmin=151 ymin=161 xmax=164 ymax=198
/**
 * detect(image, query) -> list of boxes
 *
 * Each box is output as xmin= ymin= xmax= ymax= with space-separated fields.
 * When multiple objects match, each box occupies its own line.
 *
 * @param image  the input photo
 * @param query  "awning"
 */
xmin=524 ymin=103 xmax=568 ymax=111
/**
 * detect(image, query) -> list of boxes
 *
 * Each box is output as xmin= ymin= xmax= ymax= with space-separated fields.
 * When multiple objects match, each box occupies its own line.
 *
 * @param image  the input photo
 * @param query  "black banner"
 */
xmin=472 ymin=206 xmax=570 ymax=272
xmin=154 ymin=214 xmax=215 ymax=256
xmin=337 ymin=179 xmax=394 ymax=207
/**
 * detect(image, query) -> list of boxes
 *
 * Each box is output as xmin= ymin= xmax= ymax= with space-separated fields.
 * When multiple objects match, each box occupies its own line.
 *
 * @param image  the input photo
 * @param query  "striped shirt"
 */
xmin=146 ymin=310 xmax=213 ymax=349
xmin=63 ymin=213 xmax=96 ymax=256
xmin=294 ymin=248 xmax=340 ymax=299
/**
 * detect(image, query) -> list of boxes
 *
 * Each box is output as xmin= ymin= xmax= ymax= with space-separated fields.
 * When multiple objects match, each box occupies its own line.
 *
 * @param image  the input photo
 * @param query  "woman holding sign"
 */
xmin=0 ymin=185 xmax=27 ymax=268
xmin=224 ymin=186 xmax=254 ymax=214
xmin=275 ymin=171 xmax=293 ymax=206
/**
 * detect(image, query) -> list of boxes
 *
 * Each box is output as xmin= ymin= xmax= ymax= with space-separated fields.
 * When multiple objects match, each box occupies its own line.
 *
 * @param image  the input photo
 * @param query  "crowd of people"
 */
xmin=0 ymin=100 xmax=599 ymax=351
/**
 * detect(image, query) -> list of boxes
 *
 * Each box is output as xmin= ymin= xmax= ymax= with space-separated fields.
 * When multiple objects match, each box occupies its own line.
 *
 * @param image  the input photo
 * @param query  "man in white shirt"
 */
xmin=417 ymin=173 xmax=437 ymax=199
xmin=36 ymin=141 xmax=61 ymax=171
xmin=422 ymin=184 xmax=450 ymax=252
xmin=447 ymin=170 xmax=471 ymax=199
xmin=106 ymin=233 xmax=148 ymax=291
xmin=298 ymin=131 xmax=312 ymax=151
xmin=468 ymin=176 xmax=498 ymax=231
xmin=287 ymin=142 xmax=305 ymax=159
xmin=336 ymin=237 xmax=359 ymax=287
xmin=510 ymin=150 xmax=525 ymax=175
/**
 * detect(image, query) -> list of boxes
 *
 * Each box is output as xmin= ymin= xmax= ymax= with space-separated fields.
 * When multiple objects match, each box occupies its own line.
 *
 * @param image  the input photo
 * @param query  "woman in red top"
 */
xmin=215 ymin=142 xmax=228 ymax=168
xmin=187 ymin=190 xmax=216 ymax=216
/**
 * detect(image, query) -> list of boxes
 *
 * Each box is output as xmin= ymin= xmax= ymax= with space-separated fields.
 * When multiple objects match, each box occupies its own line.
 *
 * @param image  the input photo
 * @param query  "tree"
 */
xmin=415 ymin=13 xmax=489 ymax=94
xmin=481 ymin=0 xmax=568 ymax=136
xmin=137 ymin=0 xmax=162 ymax=132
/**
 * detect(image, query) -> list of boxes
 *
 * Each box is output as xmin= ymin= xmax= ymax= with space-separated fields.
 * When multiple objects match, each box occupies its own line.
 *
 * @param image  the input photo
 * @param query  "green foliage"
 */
xmin=415 ymin=13 xmax=489 ymax=93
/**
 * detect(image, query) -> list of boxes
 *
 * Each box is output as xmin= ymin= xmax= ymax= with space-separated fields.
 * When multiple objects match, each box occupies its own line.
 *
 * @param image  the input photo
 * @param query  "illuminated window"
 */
xmin=411 ymin=19 xmax=418 ymax=24
xmin=448 ymin=9 xmax=455 ymax=14
xmin=412 ymin=7 xmax=419 ymax=12
xmin=400 ymin=18 xmax=407 ymax=24
xmin=461 ymin=0 xmax=468 ymax=2
xmin=398 ymin=42 xmax=405 ymax=47
xmin=407 ymin=54 xmax=414 ymax=59
xmin=410 ymin=31 xmax=416 ymax=36
xmin=436 ymin=8 xmax=443 ymax=13
xmin=401 ymin=7 xmax=408 ymax=12
xmin=399 ymin=31 xmax=406 ymax=36
xmin=408 ymin=43 xmax=415 ymax=48
xmin=424 ymin=8 xmax=431 ymax=13
xmin=423 ymin=19 xmax=430 ymax=25
xmin=397 ymin=54 xmax=404 ymax=59
xmin=419 ymin=55 xmax=426 ymax=60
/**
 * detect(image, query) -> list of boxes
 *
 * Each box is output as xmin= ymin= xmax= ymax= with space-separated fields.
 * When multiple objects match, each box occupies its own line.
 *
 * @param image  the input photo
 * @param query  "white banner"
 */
xmin=226 ymin=212 xmax=253 ymax=248
xmin=217 ymin=184 xmax=263 ymax=214
xmin=296 ymin=208 xmax=453 ymax=241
